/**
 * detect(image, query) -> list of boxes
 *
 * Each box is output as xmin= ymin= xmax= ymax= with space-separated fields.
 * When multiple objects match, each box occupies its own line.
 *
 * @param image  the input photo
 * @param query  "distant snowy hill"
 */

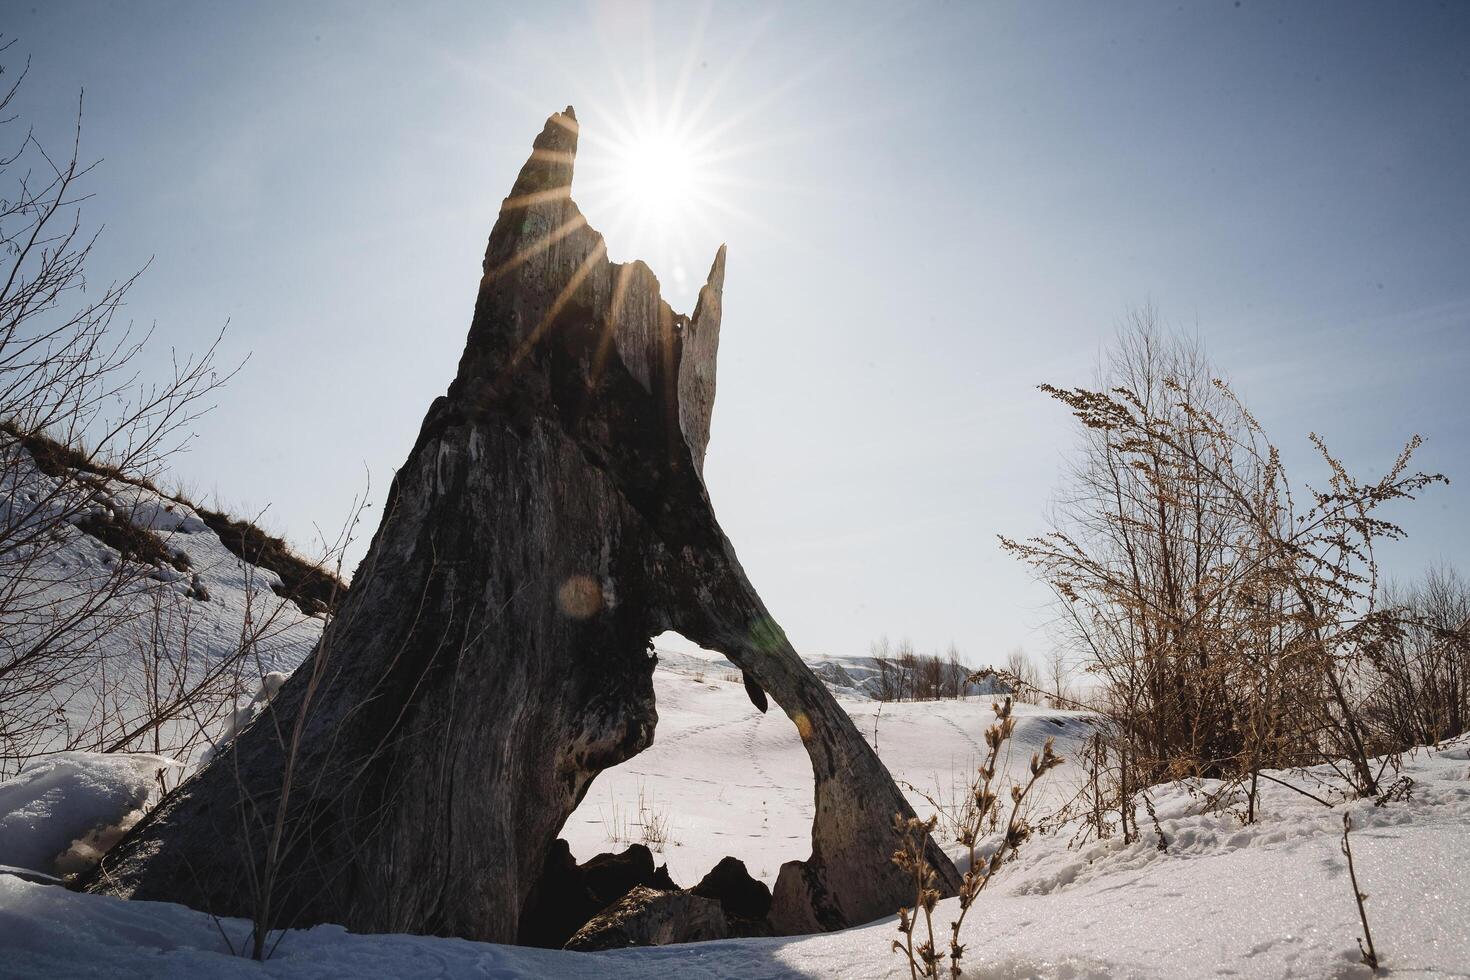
xmin=650 ymin=643 xmax=1009 ymax=702
xmin=801 ymin=652 xmax=1010 ymax=701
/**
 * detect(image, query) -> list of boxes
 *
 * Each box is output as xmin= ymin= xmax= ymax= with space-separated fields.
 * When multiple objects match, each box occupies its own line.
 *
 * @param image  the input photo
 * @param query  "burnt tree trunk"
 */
xmin=86 ymin=108 xmax=959 ymax=941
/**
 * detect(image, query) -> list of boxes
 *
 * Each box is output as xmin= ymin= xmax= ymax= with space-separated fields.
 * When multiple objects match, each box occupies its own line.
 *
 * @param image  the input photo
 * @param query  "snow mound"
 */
xmin=0 ymin=752 xmax=178 ymax=876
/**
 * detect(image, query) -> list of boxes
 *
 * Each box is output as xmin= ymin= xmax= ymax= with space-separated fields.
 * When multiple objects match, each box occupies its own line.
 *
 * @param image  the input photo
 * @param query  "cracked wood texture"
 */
xmin=85 ymin=108 xmax=959 ymax=942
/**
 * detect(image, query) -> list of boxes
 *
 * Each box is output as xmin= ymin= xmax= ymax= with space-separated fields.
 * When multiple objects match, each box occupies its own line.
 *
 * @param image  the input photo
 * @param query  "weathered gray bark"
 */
xmin=85 ymin=107 xmax=958 ymax=941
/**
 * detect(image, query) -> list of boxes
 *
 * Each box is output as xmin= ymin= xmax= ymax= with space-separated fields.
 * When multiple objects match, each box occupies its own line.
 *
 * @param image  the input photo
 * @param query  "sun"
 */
xmin=604 ymin=114 xmax=717 ymax=249
xmin=536 ymin=20 xmax=800 ymax=296
xmin=577 ymin=106 xmax=733 ymax=291
xmin=615 ymin=122 xmax=699 ymax=222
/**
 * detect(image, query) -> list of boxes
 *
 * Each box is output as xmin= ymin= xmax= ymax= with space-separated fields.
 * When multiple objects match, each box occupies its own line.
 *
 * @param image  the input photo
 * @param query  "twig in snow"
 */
xmin=1340 ymin=813 xmax=1379 ymax=972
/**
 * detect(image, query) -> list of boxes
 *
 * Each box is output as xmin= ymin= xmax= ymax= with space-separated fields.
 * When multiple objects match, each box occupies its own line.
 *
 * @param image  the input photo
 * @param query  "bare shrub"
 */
xmin=600 ymin=791 xmax=630 ymax=846
xmin=0 ymin=39 xmax=235 ymax=774
xmin=636 ymin=784 xmax=673 ymax=851
xmin=1001 ymin=311 xmax=1444 ymax=809
xmin=228 ymin=490 xmax=366 ymax=961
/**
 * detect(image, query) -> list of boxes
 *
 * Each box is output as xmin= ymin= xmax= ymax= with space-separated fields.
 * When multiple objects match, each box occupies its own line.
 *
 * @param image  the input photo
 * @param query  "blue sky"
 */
xmin=10 ymin=1 xmax=1469 ymax=666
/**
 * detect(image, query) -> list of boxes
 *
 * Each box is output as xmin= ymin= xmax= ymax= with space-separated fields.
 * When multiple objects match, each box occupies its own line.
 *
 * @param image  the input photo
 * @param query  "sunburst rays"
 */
xmin=442 ymin=2 xmax=901 ymax=306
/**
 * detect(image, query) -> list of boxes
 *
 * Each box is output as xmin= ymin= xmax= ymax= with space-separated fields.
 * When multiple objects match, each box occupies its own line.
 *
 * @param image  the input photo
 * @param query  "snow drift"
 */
xmin=0 ymin=751 xmax=178 ymax=876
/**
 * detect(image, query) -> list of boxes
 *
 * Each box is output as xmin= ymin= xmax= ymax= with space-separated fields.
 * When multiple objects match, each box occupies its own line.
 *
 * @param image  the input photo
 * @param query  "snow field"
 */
xmin=3 ymin=692 xmax=1466 ymax=977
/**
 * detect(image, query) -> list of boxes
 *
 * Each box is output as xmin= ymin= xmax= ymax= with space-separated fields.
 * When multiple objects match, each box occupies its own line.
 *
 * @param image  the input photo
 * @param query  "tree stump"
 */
xmin=86 ymin=107 xmax=958 ymax=942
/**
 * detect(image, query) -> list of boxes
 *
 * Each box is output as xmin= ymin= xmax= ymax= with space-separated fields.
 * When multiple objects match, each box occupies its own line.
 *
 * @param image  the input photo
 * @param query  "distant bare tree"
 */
xmin=896 ymin=638 xmax=918 ymax=702
xmin=871 ymin=634 xmax=896 ymax=702
xmin=944 ymin=642 xmax=966 ymax=699
xmin=867 ymin=637 xmax=973 ymax=703
xmin=916 ymin=650 xmax=945 ymax=701
xmin=1370 ymin=564 xmax=1469 ymax=748
xmin=1045 ymin=648 xmax=1071 ymax=707
xmin=1004 ymin=648 xmax=1041 ymax=705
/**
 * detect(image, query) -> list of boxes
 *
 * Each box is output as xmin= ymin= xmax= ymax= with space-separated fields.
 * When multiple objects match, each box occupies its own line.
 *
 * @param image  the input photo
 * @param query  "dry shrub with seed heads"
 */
xmin=891 ymin=697 xmax=1062 ymax=978
xmin=999 ymin=312 xmax=1447 ymax=823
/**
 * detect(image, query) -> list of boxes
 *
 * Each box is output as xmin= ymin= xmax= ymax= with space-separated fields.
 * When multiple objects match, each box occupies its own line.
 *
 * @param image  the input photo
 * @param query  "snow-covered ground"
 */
xmin=562 ymin=648 xmax=1091 ymax=887
xmin=3 ymin=650 xmax=1468 ymax=977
